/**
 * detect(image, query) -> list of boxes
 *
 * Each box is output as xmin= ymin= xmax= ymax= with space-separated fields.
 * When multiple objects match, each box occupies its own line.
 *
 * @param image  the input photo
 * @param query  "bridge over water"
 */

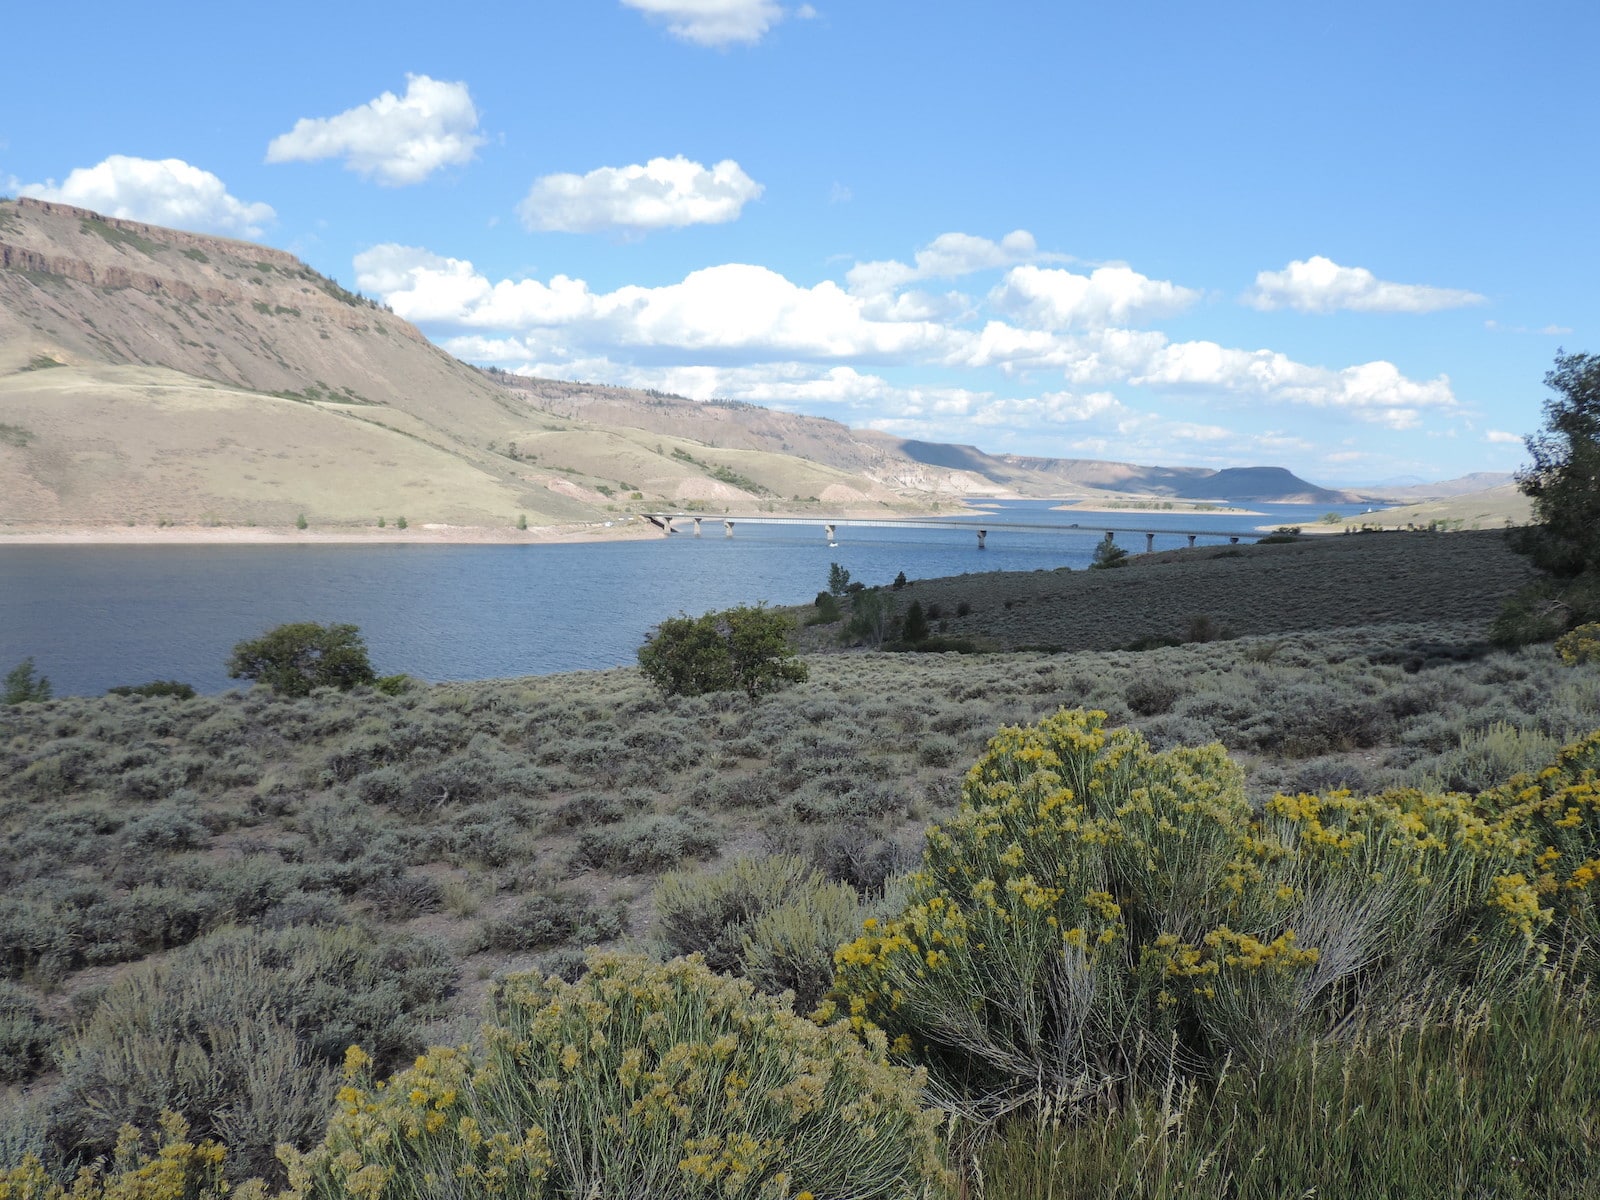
xmin=641 ymin=512 xmax=1258 ymax=553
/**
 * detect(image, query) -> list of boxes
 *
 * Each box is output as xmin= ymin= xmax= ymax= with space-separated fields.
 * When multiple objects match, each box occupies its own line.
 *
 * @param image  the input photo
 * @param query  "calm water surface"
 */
xmin=0 ymin=502 xmax=1369 ymax=695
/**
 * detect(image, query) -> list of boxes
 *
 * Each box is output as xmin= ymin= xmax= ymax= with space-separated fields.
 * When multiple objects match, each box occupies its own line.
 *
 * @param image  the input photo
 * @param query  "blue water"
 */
xmin=0 ymin=501 xmax=1369 ymax=695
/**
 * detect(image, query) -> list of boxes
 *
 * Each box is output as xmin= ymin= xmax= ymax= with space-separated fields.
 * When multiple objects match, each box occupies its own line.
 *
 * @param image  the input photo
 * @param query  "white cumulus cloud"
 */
xmin=356 ymin=240 xmax=1460 ymax=436
xmin=518 ymin=156 xmax=762 ymax=234
xmin=266 ymin=74 xmax=484 ymax=186
xmin=621 ymin=0 xmax=790 ymax=45
xmin=1485 ymin=430 xmax=1524 ymax=445
xmin=1246 ymin=256 xmax=1485 ymax=314
xmin=847 ymin=230 xmax=1043 ymax=297
xmin=18 ymin=155 xmax=275 ymax=237
xmin=357 ymin=244 xmax=952 ymax=362
xmin=992 ymin=264 xmax=1199 ymax=330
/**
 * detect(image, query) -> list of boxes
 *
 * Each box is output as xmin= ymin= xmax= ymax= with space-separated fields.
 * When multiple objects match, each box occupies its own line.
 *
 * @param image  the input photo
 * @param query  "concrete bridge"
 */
xmin=641 ymin=513 xmax=1256 ymax=553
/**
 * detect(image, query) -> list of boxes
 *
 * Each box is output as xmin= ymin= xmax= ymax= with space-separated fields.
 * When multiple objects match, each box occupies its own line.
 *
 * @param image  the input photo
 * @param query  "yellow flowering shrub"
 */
xmin=1486 ymin=728 xmax=1600 ymax=977
xmin=831 ymin=710 xmax=1553 ymax=1113
xmin=0 ymin=1113 xmax=264 ymax=1200
xmin=1555 ymin=622 xmax=1600 ymax=666
xmin=285 ymin=953 xmax=946 ymax=1200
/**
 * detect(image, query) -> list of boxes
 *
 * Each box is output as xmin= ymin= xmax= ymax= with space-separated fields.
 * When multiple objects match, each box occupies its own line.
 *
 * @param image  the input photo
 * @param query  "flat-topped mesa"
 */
xmin=12 ymin=196 xmax=301 ymax=268
xmin=0 ymin=197 xmax=421 ymax=344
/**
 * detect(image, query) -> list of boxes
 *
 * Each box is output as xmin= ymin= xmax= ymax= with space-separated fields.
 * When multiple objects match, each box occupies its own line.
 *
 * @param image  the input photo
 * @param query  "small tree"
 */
xmin=3 ymin=658 xmax=51 ymax=705
xmin=1517 ymin=351 xmax=1600 ymax=581
xmin=1090 ymin=538 xmax=1129 ymax=570
xmin=810 ymin=590 xmax=842 ymax=625
xmin=845 ymin=591 xmax=895 ymax=649
xmin=827 ymin=562 xmax=851 ymax=595
xmin=638 ymin=605 xmax=806 ymax=701
xmin=1495 ymin=351 xmax=1600 ymax=643
xmin=901 ymin=599 xmax=929 ymax=643
xmin=227 ymin=622 xmax=377 ymax=697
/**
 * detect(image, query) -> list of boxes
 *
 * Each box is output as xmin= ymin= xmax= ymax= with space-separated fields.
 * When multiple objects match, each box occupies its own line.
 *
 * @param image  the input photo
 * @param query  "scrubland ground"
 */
xmin=2 ymin=529 xmax=1598 ymax=1197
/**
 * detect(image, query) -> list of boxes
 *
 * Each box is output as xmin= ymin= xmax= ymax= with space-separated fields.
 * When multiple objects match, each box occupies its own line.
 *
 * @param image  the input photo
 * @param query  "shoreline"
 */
xmin=1050 ymin=503 xmax=1266 ymax=517
xmin=0 ymin=519 xmax=663 ymax=547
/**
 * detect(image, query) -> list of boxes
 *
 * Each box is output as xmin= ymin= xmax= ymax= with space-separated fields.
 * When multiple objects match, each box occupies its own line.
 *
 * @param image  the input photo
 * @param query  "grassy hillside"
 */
xmin=794 ymin=529 xmax=1534 ymax=652
xmin=0 ymin=199 xmax=929 ymax=529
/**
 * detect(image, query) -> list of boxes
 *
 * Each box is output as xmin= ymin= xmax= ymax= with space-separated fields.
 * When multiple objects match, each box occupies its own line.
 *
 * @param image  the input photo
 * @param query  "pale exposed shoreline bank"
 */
xmin=0 ymin=519 xmax=663 ymax=547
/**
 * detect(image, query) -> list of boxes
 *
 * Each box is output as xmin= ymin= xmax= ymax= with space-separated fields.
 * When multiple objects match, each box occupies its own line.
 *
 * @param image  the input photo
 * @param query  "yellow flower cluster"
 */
xmin=291 ymin=952 xmax=947 ymax=1200
xmin=832 ymin=708 xmax=1600 ymax=1109
xmin=1555 ymin=622 xmax=1600 ymax=666
xmin=0 ymin=1114 xmax=252 ymax=1200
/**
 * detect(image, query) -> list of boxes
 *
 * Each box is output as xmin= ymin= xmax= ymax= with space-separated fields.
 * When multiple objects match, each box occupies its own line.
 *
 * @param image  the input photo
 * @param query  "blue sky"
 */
xmin=4 ymin=0 xmax=1595 ymax=486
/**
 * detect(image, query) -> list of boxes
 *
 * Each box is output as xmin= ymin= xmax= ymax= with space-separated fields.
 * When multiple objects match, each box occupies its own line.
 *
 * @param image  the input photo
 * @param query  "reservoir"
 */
xmin=0 ymin=502 xmax=1369 ymax=695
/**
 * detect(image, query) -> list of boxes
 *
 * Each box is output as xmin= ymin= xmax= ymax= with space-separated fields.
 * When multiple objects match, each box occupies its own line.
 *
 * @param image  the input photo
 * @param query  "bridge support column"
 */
xmin=1145 ymin=532 xmax=1155 ymax=553
xmin=693 ymin=518 xmax=702 ymax=537
xmin=724 ymin=520 xmax=734 ymax=537
xmin=1104 ymin=531 xmax=1115 ymax=544
xmin=977 ymin=529 xmax=987 ymax=550
xmin=1187 ymin=534 xmax=1197 ymax=548
xmin=1230 ymin=536 xmax=1240 ymax=544
xmin=825 ymin=524 xmax=836 ymax=543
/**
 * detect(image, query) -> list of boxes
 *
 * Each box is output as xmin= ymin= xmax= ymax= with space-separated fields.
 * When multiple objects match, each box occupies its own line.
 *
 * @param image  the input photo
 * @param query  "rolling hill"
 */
xmin=0 ymin=198 xmax=1499 ymax=531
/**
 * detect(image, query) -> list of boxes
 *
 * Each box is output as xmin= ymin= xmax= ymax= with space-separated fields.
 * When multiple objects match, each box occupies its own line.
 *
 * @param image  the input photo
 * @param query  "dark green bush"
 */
xmin=1126 ymin=675 xmax=1182 ymax=716
xmin=638 ymin=605 xmax=807 ymax=700
xmin=2 ymin=659 xmax=51 ymax=706
xmin=227 ymin=622 xmax=377 ymax=697
xmin=0 ymin=980 xmax=57 ymax=1083
xmin=106 ymin=680 xmax=196 ymax=699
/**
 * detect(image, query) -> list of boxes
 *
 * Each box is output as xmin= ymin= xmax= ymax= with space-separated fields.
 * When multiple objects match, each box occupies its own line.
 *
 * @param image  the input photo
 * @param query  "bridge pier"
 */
xmin=693 ymin=517 xmax=702 ymax=537
xmin=1188 ymin=534 xmax=1197 ymax=548
xmin=724 ymin=520 xmax=734 ymax=537
xmin=977 ymin=529 xmax=987 ymax=550
xmin=825 ymin=524 xmax=836 ymax=543
xmin=1145 ymin=532 xmax=1155 ymax=553
xmin=1230 ymin=536 xmax=1239 ymax=544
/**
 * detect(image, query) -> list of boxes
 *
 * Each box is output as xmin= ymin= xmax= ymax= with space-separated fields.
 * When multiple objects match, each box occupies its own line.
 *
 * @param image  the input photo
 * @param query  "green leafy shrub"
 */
xmin=844 ymin=591 xmax=895 ymax=648
xmin=3 ymin=658 xmax=51 ymax=705
xmin=808 ymin=591 xmax=842 ymax=625
xmin=901 ymin=600 xmax=929 ymax=643
xmin=638 ymin=606 xmax=807 ymax=700
xmin=1089 ymin=540 xmax=1129 ymax=570
xmin=105 ymin=680 xmax=196 ymax=699
xmin=227 ymin=622 xmax=377 ymax=697
xmin=830 ymin=709 xmax=1546 ymax=1114
xmin=287 ymin=952 xmax=947 ymax=1200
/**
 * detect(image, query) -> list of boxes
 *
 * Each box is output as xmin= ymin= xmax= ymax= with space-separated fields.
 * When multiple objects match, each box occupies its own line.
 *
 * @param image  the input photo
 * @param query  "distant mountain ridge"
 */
xmin=0 ymin=198 xmax=1490 ymax=528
